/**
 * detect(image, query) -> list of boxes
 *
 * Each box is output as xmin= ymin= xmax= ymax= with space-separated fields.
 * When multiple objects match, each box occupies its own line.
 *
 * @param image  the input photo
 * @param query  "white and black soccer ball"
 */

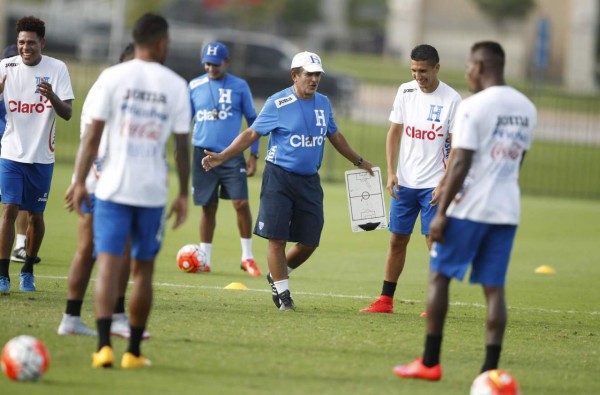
xmin=1 ymin=335 xmax=50 ymax=382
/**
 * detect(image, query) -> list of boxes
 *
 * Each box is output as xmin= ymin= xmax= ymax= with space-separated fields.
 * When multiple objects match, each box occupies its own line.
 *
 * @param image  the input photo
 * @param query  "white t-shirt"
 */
xmin=447 ymin=85 xmax=537 ymax=225
xmin=389 ymin=80 xmax=461 ymax=188
xmin=87 ymin=59 xmax=191 ymax=207
xmin=0 ymin=55 xmax=74 ymax=164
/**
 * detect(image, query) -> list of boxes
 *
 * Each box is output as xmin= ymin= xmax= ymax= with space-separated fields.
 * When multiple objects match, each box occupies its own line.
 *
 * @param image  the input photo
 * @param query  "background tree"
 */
xmin=471 ymin=0 xmax=536 ymax=27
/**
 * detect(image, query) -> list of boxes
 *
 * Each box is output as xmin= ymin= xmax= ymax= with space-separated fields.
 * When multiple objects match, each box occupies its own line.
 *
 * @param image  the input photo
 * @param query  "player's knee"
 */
xmin=232 ymin=199 xmax=249 ymax=211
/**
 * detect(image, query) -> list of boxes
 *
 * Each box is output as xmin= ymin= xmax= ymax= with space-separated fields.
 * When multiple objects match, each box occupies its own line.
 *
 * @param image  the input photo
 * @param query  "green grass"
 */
xmin=0 ymin=160 xmax=599 ymax=394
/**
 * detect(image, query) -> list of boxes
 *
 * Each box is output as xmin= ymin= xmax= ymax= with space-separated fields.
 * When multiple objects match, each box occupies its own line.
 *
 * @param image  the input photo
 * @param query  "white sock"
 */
xmin=240 ymin=238 xmax=253 ymax=261
xmin=15 ymin=234 xmax=26 ymax=249
xmin=287 ymin=267 xmax=294 ymax=275
xmin=200 ymin=243 xmax=212 ymax=265
xmin=273 ymin=279 xmax=289 ymax=295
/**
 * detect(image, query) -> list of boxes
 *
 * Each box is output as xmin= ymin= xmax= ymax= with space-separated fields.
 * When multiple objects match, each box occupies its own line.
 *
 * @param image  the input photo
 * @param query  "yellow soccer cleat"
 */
xmin=121 ymin=352 xmax=152 ymax=369
xmin=92 ymin=346 xmax=114 ymax=368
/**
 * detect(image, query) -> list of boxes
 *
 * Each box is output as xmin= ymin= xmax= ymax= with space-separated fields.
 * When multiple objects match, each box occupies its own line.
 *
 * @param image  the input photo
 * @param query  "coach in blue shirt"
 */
xmin=189 ymin=42 xmax=262 ymax=277
xmin=202 ymin=51 xmax=374 ymax=311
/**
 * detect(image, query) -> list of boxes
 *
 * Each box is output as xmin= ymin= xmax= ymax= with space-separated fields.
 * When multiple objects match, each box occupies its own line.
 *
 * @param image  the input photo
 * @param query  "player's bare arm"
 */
xmin=386 ymin=122 xmax=402 ymax=199
xmin=71 ymin=119 xmax=104 ymax=217
xmin=431 ymin=137 xmax=454 ymax=206
xmin=429 ymin=148 xmax=473 ymax=242
xmin=169 ymin=133 xmax=190 ymax=229
xmin=246 ymin=155 xmax=257 ymax=177
xmin=0 ymin=74 xmax=6 ymax=94
xmin=36 ymin=80 xmax=72 ymax=120
xmin=202 ymin=128 xmax=260 ymax=171
xmin=327 ymin=131 xmax=375 ymax=176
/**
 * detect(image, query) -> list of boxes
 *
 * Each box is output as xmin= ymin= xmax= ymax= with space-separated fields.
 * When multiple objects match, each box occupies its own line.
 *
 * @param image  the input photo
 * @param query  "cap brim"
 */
xmin=303 ymin=64 xmax=325 ymax=73
xmin=202 ymin=55 xmax=225 ymax=65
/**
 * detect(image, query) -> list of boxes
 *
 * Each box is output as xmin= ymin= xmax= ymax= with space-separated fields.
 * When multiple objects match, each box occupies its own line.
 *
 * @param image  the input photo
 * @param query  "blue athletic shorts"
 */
xmin=430 ymin=217 xmax=518 ymax=286
xmin=192 ymin=147 xmax=248 ymax=206
xmin=81 ymin=193 xmax=96 ymax=215
xmin=254 ymin=162 xmax=324 ymax=247
xmin=94 ymin=198 xmax=165 ymax=261
xmin=0 ymin=159 xmax=53 ymax=212
xmin=389 ymin=186 xmax=436 ymax=235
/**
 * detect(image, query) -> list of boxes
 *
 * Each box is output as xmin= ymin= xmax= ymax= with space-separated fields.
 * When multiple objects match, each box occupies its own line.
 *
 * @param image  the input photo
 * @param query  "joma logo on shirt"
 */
xmin=124 ymin=89 xmax=167 ymax=103
xmin=275 ymin=94 xmax=297 ymax=108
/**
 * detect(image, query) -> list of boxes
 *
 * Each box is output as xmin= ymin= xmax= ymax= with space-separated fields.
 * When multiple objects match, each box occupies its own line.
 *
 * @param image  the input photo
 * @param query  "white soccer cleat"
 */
xmin=110 ymin=314 xmax=151 ymax=340
xmin=57 ymin=314 xmax=97 ymax=336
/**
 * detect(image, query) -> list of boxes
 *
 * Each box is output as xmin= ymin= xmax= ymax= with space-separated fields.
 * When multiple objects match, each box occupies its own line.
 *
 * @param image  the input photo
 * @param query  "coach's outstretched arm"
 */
xmin=202 ymin=127 xmax=260 ymax=171
xmin=328 ymin=131 xmax=375 ymax=176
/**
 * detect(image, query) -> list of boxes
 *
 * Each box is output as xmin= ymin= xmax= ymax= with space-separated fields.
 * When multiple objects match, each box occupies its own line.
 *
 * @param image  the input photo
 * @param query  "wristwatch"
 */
xmin=353 ymin=156 xmax=363 ymax=166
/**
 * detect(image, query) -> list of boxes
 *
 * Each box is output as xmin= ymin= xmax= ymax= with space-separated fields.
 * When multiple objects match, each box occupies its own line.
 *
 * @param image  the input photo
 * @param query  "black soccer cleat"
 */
xmin=278 ymin=289 xmax=296 ymax=311
xmin=266 ymin=272 xmax=282 ymax=308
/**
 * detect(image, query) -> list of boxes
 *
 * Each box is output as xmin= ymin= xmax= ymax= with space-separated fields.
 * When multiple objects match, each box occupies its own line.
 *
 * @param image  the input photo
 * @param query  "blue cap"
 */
xmin=2 ymin=44 xmax=18 ymax=59
xmin=201 ymin=42 xmax=229 ymax=65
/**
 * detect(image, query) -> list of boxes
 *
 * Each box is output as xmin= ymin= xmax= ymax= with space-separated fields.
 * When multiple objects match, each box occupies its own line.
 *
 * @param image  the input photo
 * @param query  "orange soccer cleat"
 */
xmin=393 ymin=357 xmax=442 ymax=381
xmin=240 ymin=259 xmax=261 ymax=276
xmin=359 ymin=295 xmax=394 ymax=314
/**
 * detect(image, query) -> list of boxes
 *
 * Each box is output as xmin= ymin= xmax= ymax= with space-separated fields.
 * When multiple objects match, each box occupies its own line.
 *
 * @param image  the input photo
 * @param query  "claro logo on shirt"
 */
xmin=405 ymin=123 xmax=444 ymax=141
xmin=9 ymin=96 xmax=52 ymax=114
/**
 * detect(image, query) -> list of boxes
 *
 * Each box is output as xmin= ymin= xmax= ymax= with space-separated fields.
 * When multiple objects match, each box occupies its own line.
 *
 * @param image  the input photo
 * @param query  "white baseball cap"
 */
xmin=291 ymin=51 xmax=325 ymax=73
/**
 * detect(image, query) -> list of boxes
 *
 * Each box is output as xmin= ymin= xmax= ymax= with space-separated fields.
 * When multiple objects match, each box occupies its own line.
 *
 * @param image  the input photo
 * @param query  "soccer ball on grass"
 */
xmin=177 ymin=244 xmax=208 ymax=273
xmin=1 ymin=335 xmax=50 ymax=382
xmin=470 ymin=369 xmax=520 ymax=395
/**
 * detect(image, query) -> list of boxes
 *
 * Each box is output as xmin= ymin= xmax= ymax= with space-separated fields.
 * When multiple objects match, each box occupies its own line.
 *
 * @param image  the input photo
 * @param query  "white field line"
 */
xmin=38 ymin=275 xmax=600 ymax=316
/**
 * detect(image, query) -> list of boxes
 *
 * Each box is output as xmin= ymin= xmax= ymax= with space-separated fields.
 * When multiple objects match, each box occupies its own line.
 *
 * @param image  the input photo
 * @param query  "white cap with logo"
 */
xmin=291 ymin=51 xmax=325 ymax=73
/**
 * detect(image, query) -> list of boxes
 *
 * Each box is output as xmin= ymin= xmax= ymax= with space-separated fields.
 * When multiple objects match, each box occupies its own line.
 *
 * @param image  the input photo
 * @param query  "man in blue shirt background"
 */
xmin=202 ymin=51 xmax=374 ymax=310
xmin=189 ymin=42 xmax=261 ymax=276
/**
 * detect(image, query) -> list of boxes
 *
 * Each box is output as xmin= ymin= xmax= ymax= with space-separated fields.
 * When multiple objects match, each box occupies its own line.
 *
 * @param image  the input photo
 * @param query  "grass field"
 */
xmin=0 ymin=160 xmax=599 ymax=394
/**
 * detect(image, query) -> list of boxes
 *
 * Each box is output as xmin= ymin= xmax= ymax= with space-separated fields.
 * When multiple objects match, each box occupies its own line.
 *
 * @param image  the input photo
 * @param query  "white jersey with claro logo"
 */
xmin=0 ymin=55 xmax=74 ymax=164
xmin=447 ymin=85 xmax=537 ymax=225
xmin=389 ymin=80 xmax=461 ymax=188
xmin=87 ymin=59 xmax=191 ymax=207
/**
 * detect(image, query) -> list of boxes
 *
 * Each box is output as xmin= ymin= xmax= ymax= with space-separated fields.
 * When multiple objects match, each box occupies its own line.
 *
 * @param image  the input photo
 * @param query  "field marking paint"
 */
xmin=39 ymin=275 xmax=600 ymax=316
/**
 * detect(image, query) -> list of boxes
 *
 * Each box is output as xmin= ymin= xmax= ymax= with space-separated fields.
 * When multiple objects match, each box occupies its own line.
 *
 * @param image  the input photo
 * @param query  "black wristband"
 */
xmin=353 ymin=156 xmax=363 ymax=166
xmin=250 ymin=153 xmax=259 ymax=158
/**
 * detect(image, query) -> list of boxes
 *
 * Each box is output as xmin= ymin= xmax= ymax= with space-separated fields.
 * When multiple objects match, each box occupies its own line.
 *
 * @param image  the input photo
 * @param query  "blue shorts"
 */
xmin=389 ymin=186 xmax=436 ymax=235
xmin=81 ymin=193 xmax=96 ymax=215
xmin=430 ymin=217 xmax=518 ymax=286
xmin=254 ymin=162 xmax=323 ymax=247
xmin=94 ymin=198 xmax=165 ymax=261
xmin=0 ymin=159 xmax=53 ymax=212
xmin=192 ymin=147 xmax=248 ymax=205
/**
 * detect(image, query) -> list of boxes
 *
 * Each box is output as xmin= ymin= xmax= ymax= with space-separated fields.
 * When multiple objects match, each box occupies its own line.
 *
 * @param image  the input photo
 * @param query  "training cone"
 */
xmin=224 ymin=282 xmax=248 ymax=290
xmin=535 ymin=265 xmax=556 ymax=274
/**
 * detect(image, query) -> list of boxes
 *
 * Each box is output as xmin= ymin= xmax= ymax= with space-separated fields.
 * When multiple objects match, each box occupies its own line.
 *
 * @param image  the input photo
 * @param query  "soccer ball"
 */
xmin=470 ymin=369 xmax=520 ymax=395
xmin=177 ymin=244 xmax=208 ymax=273
xmin=1 ymin=335 xmax=50 ymax=382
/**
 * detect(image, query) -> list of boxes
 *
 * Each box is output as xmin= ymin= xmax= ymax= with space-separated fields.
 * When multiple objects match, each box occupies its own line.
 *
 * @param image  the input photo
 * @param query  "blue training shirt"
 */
xmin=0 ymin=99 xmax=6 ymax=136
xmin=251 ymin=87 xmax=338 ymax=176
xmin=189 ymin=72 xmax=258 ymax=154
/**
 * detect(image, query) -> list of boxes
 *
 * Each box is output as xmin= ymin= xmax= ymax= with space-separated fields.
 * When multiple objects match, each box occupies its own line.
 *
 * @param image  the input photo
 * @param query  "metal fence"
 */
xmin=55 ymin=61 xmax=600 ymax=200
